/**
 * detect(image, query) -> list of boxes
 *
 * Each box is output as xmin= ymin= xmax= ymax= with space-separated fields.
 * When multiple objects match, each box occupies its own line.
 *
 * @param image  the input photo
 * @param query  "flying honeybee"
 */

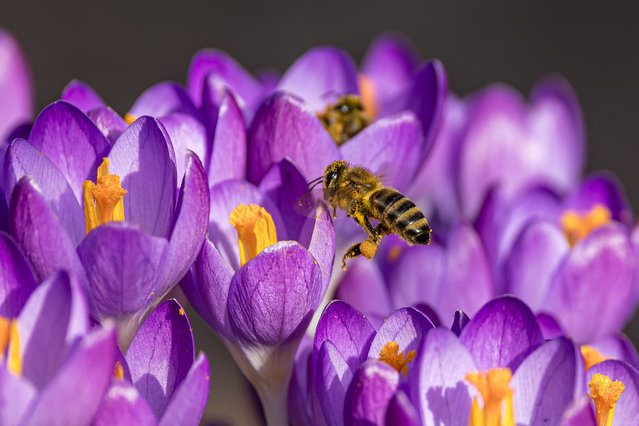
xmin=303 ymin=160 xmax=431 ymax=268
xmin=317 ymin=95 xmax=370 ymax=146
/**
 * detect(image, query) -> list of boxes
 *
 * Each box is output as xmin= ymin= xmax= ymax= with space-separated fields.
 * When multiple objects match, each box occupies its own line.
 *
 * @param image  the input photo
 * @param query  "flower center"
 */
xmin=357 ymin=74 xmax=379 ymax=121
xmin=466 ymin=368 xmax=514 ymax=426
xmin=581 ymin=345 xmax=607 ymax=371
xmin=229 ymin=204 xmax=278 ymax=266
xmin=378 ymin=341 xmax=416 ymax=377
xmin=0 ymin=317 xmax=22 ymax=377
xmin=83 ymin=158 xmax=127 ymax=234
xmin=124 ymin=113 xmax=136 ymax=125
xmin=588 ymin=373 xmax=625 ymax=426
xmin=560 ymin=204 xmax=611 ymax=247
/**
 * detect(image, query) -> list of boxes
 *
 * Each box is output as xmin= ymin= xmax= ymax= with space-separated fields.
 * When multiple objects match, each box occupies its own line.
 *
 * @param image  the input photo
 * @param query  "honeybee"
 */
xmin=317 ymin=95 xmax=370 ymax=146
xmin=303 ymin=160 xmax=431 ymax=268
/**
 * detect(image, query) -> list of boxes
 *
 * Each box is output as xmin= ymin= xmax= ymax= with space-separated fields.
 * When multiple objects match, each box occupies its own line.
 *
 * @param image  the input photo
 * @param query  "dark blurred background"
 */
xmin=3 ymin=1 xmax=639 ymax=423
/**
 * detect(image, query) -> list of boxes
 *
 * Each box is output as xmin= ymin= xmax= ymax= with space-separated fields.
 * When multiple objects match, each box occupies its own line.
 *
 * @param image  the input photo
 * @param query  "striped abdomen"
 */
xmin=370 ymin=187 xmax=430 ymax=245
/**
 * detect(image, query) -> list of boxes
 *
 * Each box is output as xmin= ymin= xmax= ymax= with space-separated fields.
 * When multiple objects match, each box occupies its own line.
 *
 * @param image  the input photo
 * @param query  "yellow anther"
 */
xmin=589 ymin=373 xmax=625 ymax=426
xmin=581 ymin=346 xmax=608 ymax=371
xmin=83 ymin=158 xmax=127 ymax=234
xmin=378 ymin=341 xmax=416 ymax=377
xmin=466 ymin=368 xmax=514 ymax=426
xmin=179 ymin=308 xmax=185 ymax=316
xmin=561 ymin=204 xmax=611 ymax=247
xmin=358 ymin=74 xmax=379 ymax=121
xmin=229 ymin=204 xmax=277 ymax=266
xmin=0 ymin=317 xmax=10 ymax=360
xmin=124 ymin=113 xmax=136 ymax=125
xmin=6 ymin=319 xmax=21 ymax=377
xmin=113 ymin=361 xmax=124 ymax=380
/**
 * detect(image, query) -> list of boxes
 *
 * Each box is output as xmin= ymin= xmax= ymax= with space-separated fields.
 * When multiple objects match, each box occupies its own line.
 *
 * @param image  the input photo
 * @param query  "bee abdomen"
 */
xmin=370 ymin=188 xmax=430 ymax=245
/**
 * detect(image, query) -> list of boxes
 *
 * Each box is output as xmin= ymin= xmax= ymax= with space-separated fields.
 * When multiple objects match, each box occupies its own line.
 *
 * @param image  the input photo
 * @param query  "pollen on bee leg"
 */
xmin=589 ymin=373 xmax=625 ymax=426
xmin=378 ymin=341 xmax=416 ymax=377
xmin=360 ymin=240 xmax=378 ymax=260
xmin=229 ymin=204 xmax=278 ymax=266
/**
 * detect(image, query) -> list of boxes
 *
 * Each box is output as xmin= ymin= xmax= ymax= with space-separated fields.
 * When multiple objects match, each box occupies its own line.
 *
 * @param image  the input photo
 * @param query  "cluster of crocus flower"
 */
xmin=1 ymin=26 xmax=639 ymax=425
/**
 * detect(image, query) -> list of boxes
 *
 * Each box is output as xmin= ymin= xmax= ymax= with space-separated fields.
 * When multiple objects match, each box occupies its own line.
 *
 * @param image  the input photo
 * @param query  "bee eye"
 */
xmin=339 ymin=104 xmax=350 ymax=114
xmin=327 ymin=171 xmax=338 ymax=187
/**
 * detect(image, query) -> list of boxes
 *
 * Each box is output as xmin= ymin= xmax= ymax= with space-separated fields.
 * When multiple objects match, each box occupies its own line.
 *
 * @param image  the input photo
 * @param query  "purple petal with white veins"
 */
xmin=188 ymin=49 xmax=264 ymax=110
xmin=277 ymin=47 xmax=359 ymax=112
xmin=61 ymin=80 xmax=105 ymax=112
xmin=129 ymin=81 xmax=199 ymax=119
xmin=126 ymin=300 xmax=194 ymax=418
xmin=4 ymin=138 xmax=85 ymax=244
xmin=9 ymin=176 xmax=84 ymax=281
xmin=505 ymin=220 xmax=569 ymax=310
xmin=459 ymin=296 xmax=543 ymax=371
xmin=587 ymin=360 xmax=639 ymax=425
xmin=77 ymin=222 xmax=168 ymax=317
xmin=316 ymin=340 xmax=353 ymax=426
xmin=87 ymin=107 xmax=127 ymax=145
xmin=410 ymin=327 xmax=476 ymax=426
xmin=385 ymin=390 xmax=420 ymax=426
xmin=0 ymin=367 xmax=36 ymax=426
xmin=314 ymin=300 xmax=376 ymax=372
xmin=368 ymin=307 xmax=433 ymax=362
xmin=0 ymin=231 xmax=37 ymax=317
xmin=340 ymin=111 xmax=422 ymax=190
xmin=343 ymin=361 xmax=399 ymax=426
xmin=208 ymin=90 xmax=247 ymax=185
xmin=227 ymin=241 xmax=323 ymax=346
xmin=155 ymin=151 xmax=209 ymax=297
xmin=159 ymin=113 xmax=208 ymax=185
xmin=306 ymin=204 xmax=336 ymax=297
xmin=591 ymin=333 xmax=639 ymax=370
xmin=0 ymin=30 xmax=33 ymax=142
xmin=22 ymin=326 xmax=117 ymax=426
xmin=512 ymin=337 xmax=584 ymax=425
xmin=335 ymin=258 xmax=393 ymax=328
xmin=92 ymin=380 xmax=156 ymax=426
xmin=28 ymin=101 xmax=110 ymax=200
xmin=108 ymin=116 xmax=176 ymax=238
xmin=207 ymin=179 xmax=285 ymax=271
xmin=159 ymin=352 xmax=210 ymax=426
xmin=545 ymin=224 xmax=638 ymax=343
xmin=362 ymin=34 xmax=420 ymax=106
xmin=248 ymin=92 xmax=342 ymax=183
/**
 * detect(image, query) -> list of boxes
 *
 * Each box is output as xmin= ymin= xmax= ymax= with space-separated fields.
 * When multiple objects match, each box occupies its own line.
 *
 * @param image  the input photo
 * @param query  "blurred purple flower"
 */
xmin=3 ymin=101 xmax=209 ymax=348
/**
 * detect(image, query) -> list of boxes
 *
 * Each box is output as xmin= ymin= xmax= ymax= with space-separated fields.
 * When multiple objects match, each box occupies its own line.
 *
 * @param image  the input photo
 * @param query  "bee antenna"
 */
xmin=306 ymin=175 xmax=323 ymax=187
xmin=298 ymin=179 xmax=323 ymax=206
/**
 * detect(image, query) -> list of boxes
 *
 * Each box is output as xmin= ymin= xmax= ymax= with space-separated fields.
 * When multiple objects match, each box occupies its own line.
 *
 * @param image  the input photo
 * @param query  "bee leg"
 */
xmin=342 ymin=243 xmax=362 ymax=269
xmin=342 ymin=237 xmax=379 ymax=269
xmin=348 ymin=201 xmax=378 ymax=240
xmin=372 ymin=223 xmax=391 ymax=239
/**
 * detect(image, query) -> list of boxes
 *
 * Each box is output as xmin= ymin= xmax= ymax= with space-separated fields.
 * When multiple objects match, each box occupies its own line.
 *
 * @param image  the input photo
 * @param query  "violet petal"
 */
xmin=343 ymin=360 xmax=399 ymax=426
xmin=0 ymin=231 xmax=37 ymax=317
xmin=587 ymin=360 xmax=639 ymax=425
xmin=60 ymin=80 xmax=105 ymax=113
xmin=158 ymin=113 xmax=208 ymax=185
xmin=385 ymin=390 xmax=420 ymax=426
xmin=0 ymin=30 xmax=33 ymax=142
xmin=129 ymin=81 xmax=199 ymax=119
xmin=316 ymin=340 xmax=353 ymax=426
xmin=367 ymin=307 xmax=434 ymax=363
xmin=87 ymin=107 xmax=127 ymax=145
xmin=92 ymin=380 xmax=156 ymax=426
xmin=0 ymin=367 xmax=36 ymax=426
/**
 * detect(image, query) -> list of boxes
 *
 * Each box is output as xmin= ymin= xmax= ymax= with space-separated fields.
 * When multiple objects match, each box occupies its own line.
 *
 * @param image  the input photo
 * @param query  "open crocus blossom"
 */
xmin=93 ymin=299 xmax=210 ymax=426
xmin=181 ymin=159 xmax=335 ymax=424
xmin=3 ymin=100 xmax=210 ymax=349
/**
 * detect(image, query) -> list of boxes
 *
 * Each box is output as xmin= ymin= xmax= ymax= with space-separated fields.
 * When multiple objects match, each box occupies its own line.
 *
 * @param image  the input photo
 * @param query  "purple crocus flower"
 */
xmin=0 ymin=270 xmax=118 ymax=426
xmin=0 ymin=29 xmax=33 ymax=143
xmin=181 ymin=159 xmax=334 ymax=425
xmin=93 ymin=299 xmax=210 ymax=426
xmin=3 ymin=101 xmax=210 ymax=348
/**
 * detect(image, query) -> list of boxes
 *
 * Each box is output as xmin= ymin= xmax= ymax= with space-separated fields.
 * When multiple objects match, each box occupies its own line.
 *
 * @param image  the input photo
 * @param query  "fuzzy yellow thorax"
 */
xmin=378 ymin=341 xmax=416 ymax=377
xmin=466 ymin=368 xmax=514 ymax=426
xmin=83 ymin=158 xmax=127 ymax=234
xmin=588 ymin=373 xmax=625 ymax=426
xmin=561 ymin=204 xmax=611 ymax=247
xmin=229 ymin=204 xmax=277 ymax=266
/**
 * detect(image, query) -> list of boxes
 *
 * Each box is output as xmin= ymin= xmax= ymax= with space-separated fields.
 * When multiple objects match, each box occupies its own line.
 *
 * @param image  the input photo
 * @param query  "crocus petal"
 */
xmin=335 ymin=258 xmax=393 ymax=328
xmin=60 ymin=80 xmax=105 ymax=113
xmin=228 ymin=241 xmax=323 ymax=345
xmin=0 ymin=367 xmax=36 ymax=426
xmin=314 ymin=300 xmax=376 ymax=372
xmin=92 ymin=380 xmax=156 ymax=426
xmin=155 ymin=151 xmax=209 ymax=297
xmin=159 ymin=113 xmax=208 ymax=185
xmin=564 ymin=172 xmax=633 ymax=226
xmin=21 ymin=326 xmax=117 ymax=426
xmin=108 ymin=116 xmax=176 ymax=238
xmin=545 ymin=224 xmax=638 ymax=343
xmin=411 ymin=327 xmax=476 ymax=426
xmin=587 ymin=360 xmax=639 ymax=425
xmin=559 ymin=397 xmax=596 ymax=426
xmin=512 ymin=337 xmax=584 ymax=425
xmin=9 ymin=176 xmax=84 ymax=281
xmin=459 ymin=296 xmax=543 ymax=371
xmin=340 ymin=111 xmax=422 ymax=190
xmin=277 ymin=47 xmax=359 ymax=112
xmin=451 ymin=310 xmax=471 ymax=337
xmin=537 ymin=313 xmax=565 ymax=340
xmin=28 ymin=101 xmax=110 ymax=200
xmin=0 ymin=231 xmax=37 ymax=317
xmin=306 ymin=204 xmax=336 ymax=299
xmin=362 ymin=34 xmax=420 ymax=105
xmin=159 ymin=352 xmax=210 ymax=426
xmin=248 ymin=92 xmax=342 ymax=183
xmin=385 ymin=390 xmax=420 ymax=426
xmin=126 ymin=300 xmax=194 ymax=418
xmin=316 ymin=340 xmax=353 ymax=426
xmin=344 ymin=361 xmax=399 ymax=426
xmin=207 ymin=178 xmax=285 ymax=271
xmin=207 ymin=90 xmax=247 ymax=185
xmin=187 ymin=49 xmax=264 ymax=110
xmin=504 ymin=220 xmax=569 ymax=310
xmin=367 ymin=307 xmax=434 ymax=361
xmin=87 ymin=107 xmax=127 ymax=145
xmin=4 ymin=138 xmax=85 ymax=244
xmin=591 ymin=333 xmax=639 ymax=370
xmin=129 ymin=81 xmax=199 ymax=119
xmin=77 ymin=222 xmax=168 ymax=317
xmin=0 ymin=30 xmax=33 ymax=142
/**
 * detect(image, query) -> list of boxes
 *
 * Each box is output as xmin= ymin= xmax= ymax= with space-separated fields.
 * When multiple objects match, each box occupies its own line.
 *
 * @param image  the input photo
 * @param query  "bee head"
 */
xmin=323 ymin=160 xmax=347 ymax=198
xmin=333 ymin=95 xmax=363 ymax=116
